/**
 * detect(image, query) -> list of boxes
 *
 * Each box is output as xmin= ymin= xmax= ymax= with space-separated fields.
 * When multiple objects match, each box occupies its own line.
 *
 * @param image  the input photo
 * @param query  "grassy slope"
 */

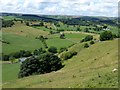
xmin=2 ymin=22 xmax=49 ymax=54
xmin=2 ymin=63 xmax=20 ymax=83
xmin=46 ymin=33 xmax=87 ymax=49
xmin=3 ymin=39 xmax=118 ymax=88
xmin=2 ymin=22 xmax=87 ymax=54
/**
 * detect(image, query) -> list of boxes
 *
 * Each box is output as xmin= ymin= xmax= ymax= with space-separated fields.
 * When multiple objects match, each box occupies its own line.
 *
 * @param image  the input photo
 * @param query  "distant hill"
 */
xmin=1 ymin=12 xmax=117 ymax=26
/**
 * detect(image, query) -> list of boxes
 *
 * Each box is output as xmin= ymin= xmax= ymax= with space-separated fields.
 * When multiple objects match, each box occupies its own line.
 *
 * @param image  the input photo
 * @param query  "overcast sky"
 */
xmin=0 ymin=0 xmax=119 ymax=17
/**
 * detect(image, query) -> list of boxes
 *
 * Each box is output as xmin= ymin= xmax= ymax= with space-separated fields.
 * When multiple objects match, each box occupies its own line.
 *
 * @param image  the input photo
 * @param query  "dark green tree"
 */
xmin=48 ymin=46 xmax=57 ymax=53
xmin=84 ymin=35 xmax=93 ymax=42
xmin=18 ymin=56 xmax=40 ymax=78
xmin=84 ymin=43 xmax=89 ymax=48
xmin=100 ymin=31 xmax=113 ymax=41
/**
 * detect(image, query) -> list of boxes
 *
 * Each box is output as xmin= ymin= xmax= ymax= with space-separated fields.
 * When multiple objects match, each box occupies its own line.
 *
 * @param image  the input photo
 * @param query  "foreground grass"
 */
xmin=3 ymin=39 xmax=118 ymax=88
xmin=2 ymin=63 xmax=20 ymax=83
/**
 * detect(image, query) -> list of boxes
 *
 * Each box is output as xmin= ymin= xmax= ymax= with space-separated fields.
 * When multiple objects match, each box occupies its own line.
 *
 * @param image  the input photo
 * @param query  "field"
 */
xmin=3 ymin=39 xmax=118 ymax=88
xmin=1 ymin=15 xmax=118 ymax=88
xmin=2 ymin=63 xmax=20 ymax=83
xmin=2 ymin=22 xmax=88 ymax=54
xmin=2 ymin=22 xmax=49 ymax=54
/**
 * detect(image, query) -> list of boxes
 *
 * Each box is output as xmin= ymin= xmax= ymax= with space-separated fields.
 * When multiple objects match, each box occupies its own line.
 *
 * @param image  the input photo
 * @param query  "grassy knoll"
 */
xmin=3 ymin=39 xmax=118 ymax=88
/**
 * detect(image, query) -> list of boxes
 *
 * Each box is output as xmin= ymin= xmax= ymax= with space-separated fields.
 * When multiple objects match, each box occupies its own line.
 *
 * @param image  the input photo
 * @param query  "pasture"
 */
xmin=2 ymin=63 xmax=20 ymax=83
xmin=2 ymin=22 xmax=88 ymax=54
xmin=3 ymin=39 xmax=118 ymax=88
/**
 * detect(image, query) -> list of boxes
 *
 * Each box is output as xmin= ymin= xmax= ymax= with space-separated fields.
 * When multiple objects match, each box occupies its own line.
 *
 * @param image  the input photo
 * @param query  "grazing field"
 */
xmin=2 ymin=22 xmax=49 ymax=37
xmin=2 ymin=14 xmax=118 ymax=88
xmin=2 ymin=22 xmax=49 ymax=54
xmin=3 ymin=39 xmax=118 ymax=88
xmin=2 ymin=63 xmax=20 ymax=83
xmin=2 ymin=16 xmax=22 ymax=20
xmin=2 ymin=22 xmax=89 ymax=54
xmin=46 ymin=33 xmax=87 ymax=49
xmin=2 ymin=32 xmax=44 ymax=55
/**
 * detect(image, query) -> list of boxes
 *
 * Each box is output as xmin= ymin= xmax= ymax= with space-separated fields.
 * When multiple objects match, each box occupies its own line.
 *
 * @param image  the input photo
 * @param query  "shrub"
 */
xmin=84 ymin=28 xmax=89 ymax=32
xmin=90 ymin=41 xmax=95 ymax=45
xmin=60 ymin=51 xmax=77 ymax=60
xmin=59 ymin=47 xmax=68 ymax=53
xmin=23 ymin=51 xmax=32 ymax=57
xmin=33 ymin=48 xmax=46 ymax=55
xmin=100 ymin=31 xmax=113 ymax=41
xmin=26 ymin=22 xmax=29 ymax=26
xmin=84 ymin=35 xmax=93 ymax=42
xmin=84 ymin=43 xmax=89 ymax=48
xmin=39 ymin=22 xmax=44 ymax=26
xmin=80 ymin=35 xmax=93 ymax=43
xmin=49 ymin=31 xmax=53 ymax=34
xmin=48 ymin=46 xmax=57 ymax=53
xmin=2 ymin=55 xmax=9 ymax=61
xmin=80 ymin=39 xmax=84 ymax=43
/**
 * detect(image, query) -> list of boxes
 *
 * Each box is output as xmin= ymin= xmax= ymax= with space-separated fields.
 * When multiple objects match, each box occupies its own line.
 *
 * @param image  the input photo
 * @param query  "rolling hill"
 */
xmin=3 ymin=39 xmax=118 ymax=88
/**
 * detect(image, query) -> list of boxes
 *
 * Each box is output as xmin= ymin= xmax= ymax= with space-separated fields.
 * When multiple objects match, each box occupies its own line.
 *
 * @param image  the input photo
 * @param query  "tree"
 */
xmin=33 ymin=48 xmax=46 ymax=55
xmin=26 ymin=22 xmax=29 ymax=26
xmin=39 ymin=22 xmax=44 ymax=26
xmin=59 ymin=47 xmax=68 ymax=53
xmin=76 ymin=27 xmax=81 ymax=31
xmin=84 ymin=28 xmax=89 ymax=32
xmin=84 ymin=43 xmax=89 ymax=48
xmin=103 ymin=25 xmax=107 ymax=29
xmin=84 ymin=35 xmax=93 ymax=42
xmin=48 ymin=46 xmax=57 ymax=53
xmin=38 ymin=53 xmax=62 ymax=73
xmin=100 ymin=31 xmax=113 ymax=41
xmin=18 ymin=53 xmax=63 ymax=78
xmin=23 ymin=51 xmax=32 ymax=57
xmin=18 ymin=56 xmax=40 ymax=78
xmin=60 ymin=51 xmax=77 ymax=60
xmin=90 ymin=41 xmax=95 ymax=45
xmin=49 ymin=31 xmax=53 ymax=34
xmin=2 ymin=55 xmax=9 ymax=61
xmin=60 ymin=33 xmax=65 ymax=39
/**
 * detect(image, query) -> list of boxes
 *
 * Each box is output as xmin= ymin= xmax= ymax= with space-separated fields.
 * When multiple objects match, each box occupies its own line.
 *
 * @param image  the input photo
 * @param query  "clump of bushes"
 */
xmin=60 ymin=51 xmax=77 ymax=60
xmin=100 ymin=31 xmax=113 ymax=41
xmin=59 ymin=47 xmax=68 ymax=53
xmin=18 ymin=53 xmax=63 ymax=78
xmin=90 ymin=41 xmax=95 ymax=45
xmin=2 ymin=20 xmax=14 ymax=27
xmin=48 ymin=46 xmax=57 ymax=53
xmin=80 ymin=35 xmax=93 ymax=43
xmin=33 ymin=48 xmax=46 ymax=55
xmin=84 ymin=43 xmax=89 ymax=48
xmin=2 ymin=50 xmax=32 ymax=61
xmin=2 ymin=54 xmax=10 ymax=61
xmin=1 ymin=40 xmax=10 ymax=44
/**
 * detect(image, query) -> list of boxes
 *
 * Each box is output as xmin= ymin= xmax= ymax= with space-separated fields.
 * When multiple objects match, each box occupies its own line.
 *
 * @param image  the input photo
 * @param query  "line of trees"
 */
xmin=2 ymin=19 xmax=15 ymax=28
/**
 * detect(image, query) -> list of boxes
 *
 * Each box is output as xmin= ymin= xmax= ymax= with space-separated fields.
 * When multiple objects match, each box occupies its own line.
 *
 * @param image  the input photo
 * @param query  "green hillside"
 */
xmin=3 ymin=39 xmax=118 ymax=88
xmin=2 ymin=22 xmax=48 ymax=54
